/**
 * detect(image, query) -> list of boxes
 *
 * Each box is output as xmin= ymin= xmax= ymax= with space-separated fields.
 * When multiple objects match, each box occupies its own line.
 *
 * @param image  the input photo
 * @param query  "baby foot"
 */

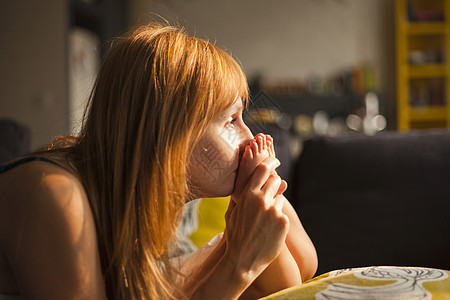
xmin=233 ymin=133 xmax=275 ymax=198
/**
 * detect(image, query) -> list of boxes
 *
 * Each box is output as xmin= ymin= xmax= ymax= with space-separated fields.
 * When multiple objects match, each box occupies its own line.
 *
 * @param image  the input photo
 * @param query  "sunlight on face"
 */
xmin=187 ymin=99 xmax=254 ymax=199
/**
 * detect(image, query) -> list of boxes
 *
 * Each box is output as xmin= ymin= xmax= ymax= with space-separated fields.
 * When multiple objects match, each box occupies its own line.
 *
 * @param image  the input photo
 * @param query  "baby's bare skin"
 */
xmin=230 ymin=133 xmax=299 ymax=299
xmin=233 ymin=133 xmax=287 ymax=205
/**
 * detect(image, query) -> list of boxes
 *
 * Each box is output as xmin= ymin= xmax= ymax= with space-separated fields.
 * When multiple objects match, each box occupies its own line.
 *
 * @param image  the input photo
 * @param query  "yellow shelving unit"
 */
xmin=396 ymin=0 xmax=450 ymax=130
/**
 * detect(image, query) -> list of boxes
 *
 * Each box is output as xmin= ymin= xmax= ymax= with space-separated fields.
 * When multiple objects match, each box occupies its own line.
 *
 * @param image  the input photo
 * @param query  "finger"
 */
xmin=275 ymin=180 xmax=288 ymax=197
xmin=260 ymin=173 xmax=282 ymax=204
xmin=233 ymin=144 xmax=253 ymax=197
xmin=273 ymin=195 xmax=285 ymax=212
xmin=248 ymin=157 xmax=281 ymax=190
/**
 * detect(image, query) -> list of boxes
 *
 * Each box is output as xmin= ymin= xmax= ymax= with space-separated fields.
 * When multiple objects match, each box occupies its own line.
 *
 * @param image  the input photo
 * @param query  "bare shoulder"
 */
xmin=0 ymin=160 xmax=106 ymax=298
xmin=0 ymin=160 xmax=90 ymax=238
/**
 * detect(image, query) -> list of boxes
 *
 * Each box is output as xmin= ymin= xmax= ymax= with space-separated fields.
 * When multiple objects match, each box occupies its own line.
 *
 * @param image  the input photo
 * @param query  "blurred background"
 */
xmin=0 ymin=0 xmax=446 ymax=151
xmin=3 ymin=0 xmax=449 ymax=276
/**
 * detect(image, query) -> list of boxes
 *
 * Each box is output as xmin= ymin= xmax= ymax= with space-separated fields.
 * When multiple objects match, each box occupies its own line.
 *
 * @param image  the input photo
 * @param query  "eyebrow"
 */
xmin=234 ymin=101 xmax=244 ymax=114
xmin=221 ymin=99 xmax=243 ymax=120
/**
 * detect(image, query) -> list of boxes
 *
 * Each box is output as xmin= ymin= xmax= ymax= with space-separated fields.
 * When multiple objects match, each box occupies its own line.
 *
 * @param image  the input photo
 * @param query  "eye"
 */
xmin=225 ymin=117 xmax=238 ymax=129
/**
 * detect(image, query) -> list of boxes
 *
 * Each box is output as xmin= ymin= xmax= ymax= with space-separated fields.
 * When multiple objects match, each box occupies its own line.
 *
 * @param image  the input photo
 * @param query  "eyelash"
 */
xmin=226 ymin=118 xmax=238 ymax=128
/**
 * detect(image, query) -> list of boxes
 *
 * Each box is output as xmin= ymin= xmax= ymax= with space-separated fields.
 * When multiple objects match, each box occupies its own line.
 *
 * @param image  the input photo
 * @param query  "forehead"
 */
xmin=220 ymin=98 xmax=243 ymax=116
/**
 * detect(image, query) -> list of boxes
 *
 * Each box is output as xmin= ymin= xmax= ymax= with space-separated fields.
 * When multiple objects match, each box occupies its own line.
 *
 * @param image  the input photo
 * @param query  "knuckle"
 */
xmin=272 ymin=174 xmax=282 ymax=184
xmin=269 ymin=207 xmax=287 ymax=223
xmin=274 ymin=214 xmax=289 ymax=231
xmin=267 ymin=205 xmax=278 ymax=216
xmin=257 ymin=162 xmax=271 ymax=173
xmin=280 ymin=214 xmax=289 ymax=226
xmin=251 ymin=191 xmax=266 ymax=207
xmin=259 ymin=196 xmax=269 ymax=209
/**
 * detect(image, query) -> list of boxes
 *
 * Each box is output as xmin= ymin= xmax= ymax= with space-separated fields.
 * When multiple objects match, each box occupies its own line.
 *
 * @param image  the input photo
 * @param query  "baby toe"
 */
xmin=256 ymin=136 xmax=264 ymax=152
xmin=251 ymin=139 xmax=258 ymax=155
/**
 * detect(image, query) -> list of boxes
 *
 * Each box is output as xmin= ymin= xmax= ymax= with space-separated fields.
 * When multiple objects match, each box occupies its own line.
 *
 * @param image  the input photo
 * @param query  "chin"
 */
xmin=205 ymin=182 xmax=234 ymax=198
xmin=206 ymin=187 xmax=233 ymax=198
xmin=198 ymin=172 xmax=236 ymax=198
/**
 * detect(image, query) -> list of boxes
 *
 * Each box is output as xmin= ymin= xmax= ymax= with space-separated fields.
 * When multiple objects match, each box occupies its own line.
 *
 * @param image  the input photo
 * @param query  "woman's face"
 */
xmin=188 ymin=99 xmax=254 ymax=199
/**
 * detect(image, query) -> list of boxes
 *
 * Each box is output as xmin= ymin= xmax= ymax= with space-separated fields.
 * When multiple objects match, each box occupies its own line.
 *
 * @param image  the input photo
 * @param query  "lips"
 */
xmin=238 ymin=151 xmax=244 ymax=162
xmin=235 ymin=151 xmax=245 ymax=174
xmin=234 ymin=161 xmax=240 ymax=174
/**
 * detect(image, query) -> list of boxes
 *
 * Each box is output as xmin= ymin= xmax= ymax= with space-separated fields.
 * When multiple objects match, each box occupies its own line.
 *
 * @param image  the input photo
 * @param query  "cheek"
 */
xmin=191 ymin=137 xmax=238 ymax=183
xmin=207 ymin=142 xmax=237 ymax=171
xmin=221 ymin=126 xmax=240 ymax=150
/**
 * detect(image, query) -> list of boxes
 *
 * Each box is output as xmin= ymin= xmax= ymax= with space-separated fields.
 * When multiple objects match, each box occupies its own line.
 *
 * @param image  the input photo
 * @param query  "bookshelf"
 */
xmin=396 ymin=0 xmax=450 ymax=130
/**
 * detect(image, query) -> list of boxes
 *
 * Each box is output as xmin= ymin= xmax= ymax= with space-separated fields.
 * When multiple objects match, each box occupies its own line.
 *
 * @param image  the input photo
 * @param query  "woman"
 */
xmin=0 ymin=23 xmax=317 ymax=299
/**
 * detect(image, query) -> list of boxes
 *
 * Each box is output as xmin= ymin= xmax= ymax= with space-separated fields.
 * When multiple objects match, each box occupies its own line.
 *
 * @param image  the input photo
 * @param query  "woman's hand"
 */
xmin=185 ymin=134 xmax=315 ymax=299
xmin=227 ymin=134 xmax=303 ymax=298
xmin=224 ymin=152 xmax=290 ymax=278
xmin=184 ymin=148 xmax=290 ymax=300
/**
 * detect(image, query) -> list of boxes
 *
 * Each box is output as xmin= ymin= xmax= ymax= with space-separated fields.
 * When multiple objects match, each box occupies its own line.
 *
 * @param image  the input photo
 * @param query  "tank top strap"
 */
xmin=0 ymin=156 xmax=65 ymax=173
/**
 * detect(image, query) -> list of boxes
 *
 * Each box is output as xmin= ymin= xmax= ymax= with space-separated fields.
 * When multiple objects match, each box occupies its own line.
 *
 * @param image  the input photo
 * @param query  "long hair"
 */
xmin=53 ymin=23 xmax=248 ymax=299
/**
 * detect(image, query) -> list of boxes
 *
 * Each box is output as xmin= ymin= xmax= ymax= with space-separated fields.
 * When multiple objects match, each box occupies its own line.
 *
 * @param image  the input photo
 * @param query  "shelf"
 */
xmin=408 ymin=64 xmax=447 ymax=77
xmin=396 ymin=0 xmax=450 ymax=130
xmin=407 ymin=22 xmax=447 ymax=35
xmin=409 ymin=106 xmax=447 ymax=121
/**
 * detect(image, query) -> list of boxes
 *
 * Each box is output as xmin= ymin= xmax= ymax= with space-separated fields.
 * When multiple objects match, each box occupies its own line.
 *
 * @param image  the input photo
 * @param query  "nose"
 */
xmin=238 ymin=124 xmax=254 ymax=156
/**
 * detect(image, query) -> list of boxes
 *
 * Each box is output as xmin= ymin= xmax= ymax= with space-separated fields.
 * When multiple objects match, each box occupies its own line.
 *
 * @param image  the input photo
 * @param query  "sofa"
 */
xmin=291 ymin=129 xmax=450 ymax=275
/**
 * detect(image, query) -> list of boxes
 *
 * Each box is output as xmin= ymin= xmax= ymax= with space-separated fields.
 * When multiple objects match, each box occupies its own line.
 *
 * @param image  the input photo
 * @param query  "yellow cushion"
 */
xmin=189 ymin=196 xmax=230 ymax=248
